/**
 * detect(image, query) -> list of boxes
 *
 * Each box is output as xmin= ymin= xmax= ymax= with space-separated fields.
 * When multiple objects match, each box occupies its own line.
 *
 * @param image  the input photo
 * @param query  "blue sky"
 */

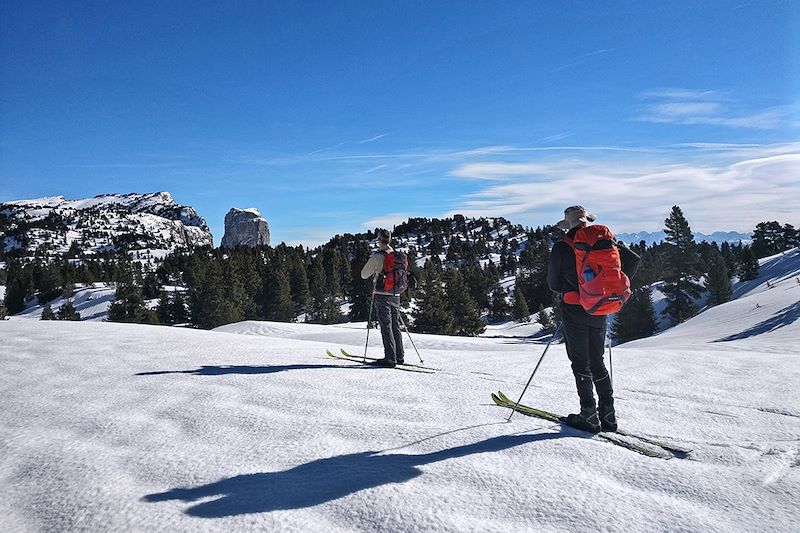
xmin=1 ymin=1 xmax=798 ymax=245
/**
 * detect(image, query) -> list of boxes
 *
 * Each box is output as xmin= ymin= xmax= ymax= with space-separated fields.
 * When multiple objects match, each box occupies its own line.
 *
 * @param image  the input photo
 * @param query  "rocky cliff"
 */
xmin=221 ymin=208 xmax=270 ymax=248
xmin=0 ymin=192 xmax=213 ymax=260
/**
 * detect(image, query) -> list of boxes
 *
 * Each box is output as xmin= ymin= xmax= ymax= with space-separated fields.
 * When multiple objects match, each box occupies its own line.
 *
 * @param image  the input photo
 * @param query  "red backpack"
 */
xmin=562 ymin=225 xmax=631 ymax=315
xmin=377 ymin=251 xmax=409 ymax=295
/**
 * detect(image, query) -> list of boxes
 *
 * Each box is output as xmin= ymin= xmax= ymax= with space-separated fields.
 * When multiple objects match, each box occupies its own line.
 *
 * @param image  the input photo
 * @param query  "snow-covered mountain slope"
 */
xmin=0 ymin=192 xmax=212 ymax=260
xmin=13 ymin=283 xmax=117 ymax=321
xmin=640 ymin=248 xmax=800 ymax=347
xmin=2 ymin=270 xmax=798 ymax=532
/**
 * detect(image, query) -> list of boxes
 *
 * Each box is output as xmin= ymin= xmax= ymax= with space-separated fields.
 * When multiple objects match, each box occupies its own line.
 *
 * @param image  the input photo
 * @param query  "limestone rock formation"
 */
xmin=221 ymin=208 xmax=270 ymax=248
xmin=0 ymin=192 xmax=213 ymax=260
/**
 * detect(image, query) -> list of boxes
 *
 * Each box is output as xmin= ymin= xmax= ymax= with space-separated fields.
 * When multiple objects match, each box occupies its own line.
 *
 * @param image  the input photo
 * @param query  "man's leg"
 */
xmin=588 ymin=321 xmax=616 ymax=430
xmin=389 ymin=297 xmax=405 ymax=364
xmin=563 ymin=318 xmax=596 ymax=409
xmin=587 ymin=323 xmax=612 ymax=403
xmin=375 ymin=295 xmax=397 ymax=363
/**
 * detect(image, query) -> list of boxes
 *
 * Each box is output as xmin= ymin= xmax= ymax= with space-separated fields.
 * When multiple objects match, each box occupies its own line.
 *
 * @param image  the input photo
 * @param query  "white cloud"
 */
xmin=449 ymin=162 xmax=558 ymax=180
xmin=361 ymin=212 xmax=413 ymax=231
xmin=356 ymin=134 xmax=387 ymax=144
xmin=636 ymin=88 xmax=787 ymax=130
xmin=363 ymin=164 xmax=388 ymax=174
xmin=448 ymin=144 xmax=800 ymax=233
xmin=639 ymin=88 xmax=723 ymax=101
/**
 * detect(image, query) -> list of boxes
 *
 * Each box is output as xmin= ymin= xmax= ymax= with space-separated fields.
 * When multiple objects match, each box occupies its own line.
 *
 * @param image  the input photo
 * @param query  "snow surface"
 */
xmin=16 ymin=283 xmax=117 ymax=321
xmin=2 ymin=263 xmax=799 ymax=531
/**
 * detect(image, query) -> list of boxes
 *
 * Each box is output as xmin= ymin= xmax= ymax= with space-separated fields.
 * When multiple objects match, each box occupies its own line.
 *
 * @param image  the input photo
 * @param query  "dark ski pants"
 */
xmin=375 ymin=294 xmax=404 ymax=363
xmin=562 ymin=306 xmax=613 ymax=409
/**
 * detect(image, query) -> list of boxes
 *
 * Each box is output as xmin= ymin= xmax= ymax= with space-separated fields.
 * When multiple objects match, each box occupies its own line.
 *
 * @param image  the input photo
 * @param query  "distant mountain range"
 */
xmin=0 ymin=192 xmax=212 ymax=262
xmin=616 ymin=230 xmax=751 ymax=245
xmin=0 ymin=192 xmax=753 ymax=267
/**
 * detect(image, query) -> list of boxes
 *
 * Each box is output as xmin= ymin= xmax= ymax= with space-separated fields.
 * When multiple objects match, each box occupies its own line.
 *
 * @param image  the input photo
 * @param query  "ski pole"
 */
xmin=507 ymin=322 xmax=563 ymax=422
xmin=363 ymin=276 xmax=377 ymax=363
xmin=398 ymin=312 xmax=424 ymax=363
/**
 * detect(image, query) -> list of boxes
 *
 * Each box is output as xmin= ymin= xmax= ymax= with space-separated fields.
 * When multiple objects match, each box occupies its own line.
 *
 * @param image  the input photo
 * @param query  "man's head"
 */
xmin=376 ymin=229 xmax=392 ymax=248
xmin=556 ymin=206 xmax=596 ymax=230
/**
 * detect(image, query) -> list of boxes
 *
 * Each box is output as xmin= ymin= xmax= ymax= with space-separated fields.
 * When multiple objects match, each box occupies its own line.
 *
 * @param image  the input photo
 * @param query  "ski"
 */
xmin=340 ymin=348 xmax=439 ymax=371
xmin=492 ymin=392 xmax=673 ymax=459
xmin=494 ymin=391 xmax=691 ymax=455
xmin=326 ymin=350 xmax=434 ymax=374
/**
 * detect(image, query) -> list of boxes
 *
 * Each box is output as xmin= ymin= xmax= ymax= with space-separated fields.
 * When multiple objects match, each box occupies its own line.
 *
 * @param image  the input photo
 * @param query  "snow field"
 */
xmin=1 ymin=310 xmax=798 ymax=532
xmin=1 ymin=249 xmax=798 ymax=531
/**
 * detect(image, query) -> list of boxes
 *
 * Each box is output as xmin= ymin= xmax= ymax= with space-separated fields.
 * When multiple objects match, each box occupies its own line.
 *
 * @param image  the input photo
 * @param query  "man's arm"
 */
xmin=361 ymin=254 xmax=383 ymax=280
xmin=618 ymin=242 xmax=641 ymax=279
xmin=547 ymin=242 xmax=564 ymax=293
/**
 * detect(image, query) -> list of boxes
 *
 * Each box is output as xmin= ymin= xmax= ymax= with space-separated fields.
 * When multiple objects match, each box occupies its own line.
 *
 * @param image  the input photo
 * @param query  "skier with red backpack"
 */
xmin=548 ymin=206 xmax=640 ymax=433
xmin=360 ymin=229 xmax=409 ymax=368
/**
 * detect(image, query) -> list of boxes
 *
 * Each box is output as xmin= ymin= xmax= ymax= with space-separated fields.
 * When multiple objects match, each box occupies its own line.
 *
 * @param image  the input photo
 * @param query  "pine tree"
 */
xmin=661 ymin=206 xmax=704 ymax=324
xmin=41 ymin=303 xmax=56 ymax=320
xmin=611 ymin=287 xmax=657 ymax=343
xmin=0 ymin=301 xmax=6 ymax=320
xmin=171 ymin=291 xmax=189 ymax=324
xmin=37 ymin=262 xmax=63 ymax=304
xmin=108 ymin=281 xmax=157 ymax=324
xmin=751 ymin=221 xmax=785 ymax=258
xmin=156 ymin=293 xmax=173 ymax=325
xmin=737 ymin=246 xmax=760 ymax=281
xmin=191 ymin=263 xmax=241 ymax=329
xmin=288 ymin=252 xmax=310 ymax=313
xmin=4 ymin=260 xmax=32 ymax=314
xmin=444 ymin=269 xmax=485 ymax=336
xmin=306 ymin=254 xmax=343 ymax=324
xmin=349 ymin=241 xmax=373 ymax=321
xmin=489 ymin=284 xmax=511 ymax=321
xmin=706 ymin=253 xmax=732 ymax=306
xmin=141 ymin=271 xmax=161 ymax=300
xmin=411 ymin=261 xmax=453 ymax=334
xmin=512 ymin=284 xmax=530 ymax=322
xmin=536 ymin=304 xmax=554 ymax=333
xmin=56 ymin=301 xmax=81 ymax=321
xmin=268 ymin=265 xmax=296 ymax=321
xmin=720 ymin=242 xmax=737 ymax=278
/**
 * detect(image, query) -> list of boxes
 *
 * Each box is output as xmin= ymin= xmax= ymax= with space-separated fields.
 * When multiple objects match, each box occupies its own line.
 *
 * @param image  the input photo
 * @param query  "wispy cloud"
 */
xmin=636 ymin=88 xmax=787 ymax=129
xmin=308 ymin=141 xmax=348 ymax=155
xmin=447 ymin=142 xmax=800 ymax=232
xmin=362 ymin=212 xmax=412 ymax=230
xmin=63 ymin=163 xmax=186 ymax=169
xmin=551 ymin=48 xmax=614 ymax=73
xmin=540 ymin=133 xmax=573 ymax=143
xmin=363 ymin=164 xmax=388 ymax=174
xmin=356 ymin=134 xmax=387 ymax=144
xmin=449 ymin=162 xmax=557 ymax=181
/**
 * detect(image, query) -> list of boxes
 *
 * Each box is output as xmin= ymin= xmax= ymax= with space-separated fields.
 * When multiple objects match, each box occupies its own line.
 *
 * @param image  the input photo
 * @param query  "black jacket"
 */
xmin=547 ymin=226 xmax=641 ymax=323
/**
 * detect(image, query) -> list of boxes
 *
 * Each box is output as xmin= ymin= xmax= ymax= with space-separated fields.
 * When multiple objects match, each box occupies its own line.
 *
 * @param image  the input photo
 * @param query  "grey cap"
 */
xmin=556 ymin=206 xmax=597 ymax=230
xmin=377 ymin=229 xmax=391 ymax=244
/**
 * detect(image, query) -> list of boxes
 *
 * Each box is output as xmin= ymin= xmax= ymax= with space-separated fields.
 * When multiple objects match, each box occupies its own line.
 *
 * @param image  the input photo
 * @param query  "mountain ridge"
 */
xmin=0 ymin=192 xmax=212 ymax=262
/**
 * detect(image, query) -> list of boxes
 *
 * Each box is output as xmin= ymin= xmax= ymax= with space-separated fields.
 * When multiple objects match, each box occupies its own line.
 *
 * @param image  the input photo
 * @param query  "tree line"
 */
xmin=1 ymin=211 xmax=796 ymax=341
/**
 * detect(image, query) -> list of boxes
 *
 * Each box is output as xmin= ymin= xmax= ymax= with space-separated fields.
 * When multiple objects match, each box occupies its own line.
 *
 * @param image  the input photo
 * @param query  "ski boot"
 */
xmin=564 ymin=407 xmax=601 ymax=433
xmin=598 ymin=401 xmax=617 ymax=432
xmin=369 ymin=358 xmax=396 ymax=368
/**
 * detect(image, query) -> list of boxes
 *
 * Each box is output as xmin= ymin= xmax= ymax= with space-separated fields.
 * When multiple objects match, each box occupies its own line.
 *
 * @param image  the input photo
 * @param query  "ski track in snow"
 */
xmin=1 ymin=249 xmax=798 ymax=532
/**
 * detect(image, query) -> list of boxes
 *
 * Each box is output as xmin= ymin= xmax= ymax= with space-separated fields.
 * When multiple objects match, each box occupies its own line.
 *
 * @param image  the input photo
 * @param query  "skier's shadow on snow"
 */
xmin=135 ymin=364 xmax=344 ymax=376
xmin=715 ymin=300 xmax=800 ymax=342
xmin=143 ymin=431 xmax=564 ymax=517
